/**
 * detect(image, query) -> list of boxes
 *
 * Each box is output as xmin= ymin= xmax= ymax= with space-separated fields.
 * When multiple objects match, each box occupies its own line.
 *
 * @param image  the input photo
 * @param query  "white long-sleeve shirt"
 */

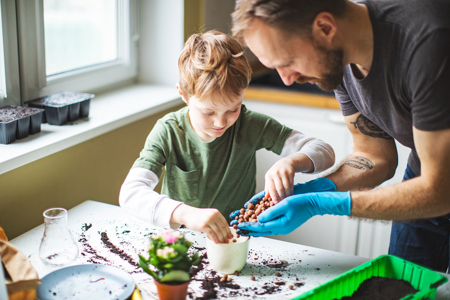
xmin=119 ymin=129 xmax=334 ymax=229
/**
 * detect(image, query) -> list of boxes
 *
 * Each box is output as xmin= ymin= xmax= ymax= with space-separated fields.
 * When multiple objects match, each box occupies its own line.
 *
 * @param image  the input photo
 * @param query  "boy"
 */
xmin=119 ymin=30 xmax=335 ymax=244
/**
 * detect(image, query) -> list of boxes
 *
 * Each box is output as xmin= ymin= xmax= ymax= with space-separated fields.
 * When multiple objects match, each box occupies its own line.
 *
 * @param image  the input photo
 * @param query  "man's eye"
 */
xmin=229 ymin=109 xmax=238 ymax=113
xmin=204 ymin=112 xmax=214 ymax=116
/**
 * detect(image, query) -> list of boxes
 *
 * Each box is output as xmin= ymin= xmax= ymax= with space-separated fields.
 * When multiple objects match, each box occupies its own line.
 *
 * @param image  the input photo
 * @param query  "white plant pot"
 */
xmin=205 ymin=227 xmax=250 ymax=274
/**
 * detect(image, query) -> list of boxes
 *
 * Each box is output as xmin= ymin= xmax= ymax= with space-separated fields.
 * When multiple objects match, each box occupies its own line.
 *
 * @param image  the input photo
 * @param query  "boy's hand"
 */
xmin=237 ymin=191 xmax=351 ymax=237
xmin=264 ymin=157 xmax=296 ymax=203
xmin=172 ymin=204 xmax=233 ymax=244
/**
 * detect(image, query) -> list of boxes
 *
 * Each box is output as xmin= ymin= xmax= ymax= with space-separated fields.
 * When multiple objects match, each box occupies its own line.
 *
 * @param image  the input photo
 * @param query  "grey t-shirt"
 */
xmin=334 ymin=0 xmax=450 ymax=176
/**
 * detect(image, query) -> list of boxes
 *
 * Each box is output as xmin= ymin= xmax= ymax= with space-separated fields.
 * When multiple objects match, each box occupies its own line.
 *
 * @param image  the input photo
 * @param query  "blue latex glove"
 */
xmin=229 ymin=178 xmax=337 ymax=225
xmin=236 ymin=191 xmax=351 ymax=237
xmin=293 ymin=177 xmax=336 ymax=194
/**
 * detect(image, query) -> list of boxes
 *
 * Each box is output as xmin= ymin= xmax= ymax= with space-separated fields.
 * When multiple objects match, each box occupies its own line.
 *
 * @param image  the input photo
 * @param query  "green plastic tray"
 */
xmin=293 ymin=255 xmax=448 ymax=300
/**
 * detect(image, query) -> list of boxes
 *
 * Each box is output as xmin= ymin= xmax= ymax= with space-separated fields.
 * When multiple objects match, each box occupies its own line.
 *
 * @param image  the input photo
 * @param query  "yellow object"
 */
xmin=131 ymin=286 xmax=142 ymax=300
xmin=244 ymin=87 xmax=340 ymax=109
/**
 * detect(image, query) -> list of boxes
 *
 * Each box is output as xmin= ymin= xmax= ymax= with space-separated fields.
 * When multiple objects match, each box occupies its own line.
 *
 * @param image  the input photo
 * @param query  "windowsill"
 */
xmin=0 ymin=84 xmax=182 ymax=175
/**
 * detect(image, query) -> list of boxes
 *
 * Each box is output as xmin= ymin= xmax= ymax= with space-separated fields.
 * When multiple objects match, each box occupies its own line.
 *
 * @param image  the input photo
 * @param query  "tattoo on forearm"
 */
xmin=345 ymin=156 xmax=374 ymax=170
xmin=350 ymin=114 xmax=392 ymax=139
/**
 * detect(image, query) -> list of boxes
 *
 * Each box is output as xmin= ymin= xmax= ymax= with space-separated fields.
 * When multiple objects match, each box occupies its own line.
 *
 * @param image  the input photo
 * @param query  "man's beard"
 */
xmin=296 ymin=45 xmax=344 ymax=92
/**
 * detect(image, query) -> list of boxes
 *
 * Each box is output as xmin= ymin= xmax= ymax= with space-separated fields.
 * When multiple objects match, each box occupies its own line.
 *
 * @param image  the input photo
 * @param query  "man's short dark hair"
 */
xmin=232 ymin=0 xmax=347 ymax=44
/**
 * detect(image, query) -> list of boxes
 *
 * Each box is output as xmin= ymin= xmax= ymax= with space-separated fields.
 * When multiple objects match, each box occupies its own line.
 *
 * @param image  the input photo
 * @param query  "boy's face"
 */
xmin=184 ymin=91 xmax=244 ymax=142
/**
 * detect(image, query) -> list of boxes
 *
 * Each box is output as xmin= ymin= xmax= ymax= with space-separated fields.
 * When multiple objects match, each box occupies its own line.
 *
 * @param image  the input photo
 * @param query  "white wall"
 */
xmin=204 ymin=1 xmax=235 ymax=34
xmin=244 ymin=100 xmax=410 ymax=259
xmin=137 ymin=1 xmax=259 ymax=86
xmin=203 ymin=1 xmax=259 ymax=66
xmin=138 ymin=0 xmax=184 ymax=86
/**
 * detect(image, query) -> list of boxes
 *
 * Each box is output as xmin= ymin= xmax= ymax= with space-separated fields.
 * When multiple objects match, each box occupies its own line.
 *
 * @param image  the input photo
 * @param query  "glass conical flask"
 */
xmin=39 ymin=208 xmax=79 ymax=266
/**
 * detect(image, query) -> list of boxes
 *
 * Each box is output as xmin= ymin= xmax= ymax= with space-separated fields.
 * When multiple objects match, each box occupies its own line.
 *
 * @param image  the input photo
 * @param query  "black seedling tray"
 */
xmin=28 ymin=91 xmax=94 ymax=125
xmin=0 ymin=105 xmax=45 ymax=144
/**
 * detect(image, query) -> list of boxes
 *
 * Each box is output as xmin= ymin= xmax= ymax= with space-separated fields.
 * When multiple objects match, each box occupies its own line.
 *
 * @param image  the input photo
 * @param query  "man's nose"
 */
xmin=277 ymin=68 xmax=297 ymax=86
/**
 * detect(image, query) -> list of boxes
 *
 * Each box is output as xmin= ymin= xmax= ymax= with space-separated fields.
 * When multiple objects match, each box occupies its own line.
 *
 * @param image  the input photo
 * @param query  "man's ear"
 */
xmin=312 ymin=12 xmax=337 ymax=46
xmin=176 ymin=84 xmax=188 ymax=104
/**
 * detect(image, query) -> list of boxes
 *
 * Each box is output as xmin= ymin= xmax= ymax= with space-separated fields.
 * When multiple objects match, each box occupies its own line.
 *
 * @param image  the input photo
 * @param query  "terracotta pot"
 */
xmin=154 ymin=280 xmax=190 ymax=300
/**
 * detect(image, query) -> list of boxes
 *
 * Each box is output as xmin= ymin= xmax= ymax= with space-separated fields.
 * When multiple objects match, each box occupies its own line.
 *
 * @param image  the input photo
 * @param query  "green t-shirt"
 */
xmin=132 ymin=104 xmax=292 ymax=221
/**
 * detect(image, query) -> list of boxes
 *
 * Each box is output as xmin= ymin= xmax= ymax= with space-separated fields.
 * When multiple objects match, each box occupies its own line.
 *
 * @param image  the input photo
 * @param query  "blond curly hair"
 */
xmin=178 ymin=30 xmax=252 ymax=105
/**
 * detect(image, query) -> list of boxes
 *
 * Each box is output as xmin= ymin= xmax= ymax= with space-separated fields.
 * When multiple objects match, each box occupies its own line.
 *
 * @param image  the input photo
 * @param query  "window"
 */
xmin=0 ymin=0 xmax=21 ymax=106
xmin=44 ymin=0 xmax=119 ymax=76
xmin=16 ymin=0 xmax=138 ymax=102
xmin=0 ymin=3 xmax=7 ymax=99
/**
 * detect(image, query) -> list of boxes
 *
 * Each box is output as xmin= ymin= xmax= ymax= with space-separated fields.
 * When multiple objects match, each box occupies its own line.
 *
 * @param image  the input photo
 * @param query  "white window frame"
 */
xmin=0 ymin=0 xmax=21 ymax=106
xmin=17 ymin=0 xmax=139 ymax=102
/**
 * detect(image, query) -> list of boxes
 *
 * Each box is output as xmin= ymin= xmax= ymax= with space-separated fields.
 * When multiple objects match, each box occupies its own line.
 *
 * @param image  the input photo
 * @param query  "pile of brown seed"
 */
xmin=234 ymin=196 xmax=276 ymax=223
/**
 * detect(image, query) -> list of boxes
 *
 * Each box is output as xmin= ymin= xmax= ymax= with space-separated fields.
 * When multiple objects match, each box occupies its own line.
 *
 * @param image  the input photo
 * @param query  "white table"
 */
xmin=10 ymin=200 xmax=450 ymax=299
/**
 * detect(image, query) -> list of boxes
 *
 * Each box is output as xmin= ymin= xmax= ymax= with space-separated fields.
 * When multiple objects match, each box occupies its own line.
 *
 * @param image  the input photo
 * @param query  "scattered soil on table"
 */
xmin=190 ymin=250 xmax=207 ymax=278
xmin=336 ymin=276 xmax=418 ymax=300
xmin=100 ymin=231 xmax=139 ymax=268
xmin=78 ymin=223 xmax=141 ymax=271
xmin=79 ymin=223 xmax=110 ymax=264
xmin=186 ymin=247 xmax=306 ymax=299
xmin=82 ymin=223 xmax=92 ymax=231
xmin=190 ymin=248 xmax=243 ymax=299
xmin=267 ymin=259 xmax=289 ymax=268
xmin=78 ymin=223 xmax=308 ymax=299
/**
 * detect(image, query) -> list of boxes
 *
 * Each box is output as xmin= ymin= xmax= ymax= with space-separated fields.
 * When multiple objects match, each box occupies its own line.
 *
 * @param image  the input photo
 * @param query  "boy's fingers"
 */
xmin=289 ymin=180 xmax=294 ymax=197
xmin=265 ymin=180 xmax=277 ymax=203
xmin=274 ymin=176 xmax=288 ymax=200
xmin=227 ymin=226 xmax=233 ymax=239
xmin=218 ymin=215 xmax=233 ymax=240
xmin=211 ymin=216 xmax=232 ymax=243
xmin=280 ymin=176 xmax=292 ymax=200
xmin=204 ymin=222 xmax=223 ymax=244
xmin=206 ymin=231 xmax=219 ymax=244
xmin=269 ymin=185 xmax=279 ymax=203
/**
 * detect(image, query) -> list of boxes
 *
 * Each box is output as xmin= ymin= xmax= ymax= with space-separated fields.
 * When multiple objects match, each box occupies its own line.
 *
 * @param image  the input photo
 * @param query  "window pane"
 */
xmin=0 ymin=1 xmax=7 ymax=98
xmin=44 ymin=0 xmax=118 ymax=76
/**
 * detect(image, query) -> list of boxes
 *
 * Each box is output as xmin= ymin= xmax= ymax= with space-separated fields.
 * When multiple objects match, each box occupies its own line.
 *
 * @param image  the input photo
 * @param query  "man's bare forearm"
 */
xmin=325 ymin=153 xmax=396 ymax=191
xmin=351 ymin=175 xmax=450 ymax=220
xmin=325 ymin=113 xmax=399 ymax=191
xmin=324 ymin=154 xmax=450 ymax=220
xmin=324 ymin=126 xmax=450 ymax=221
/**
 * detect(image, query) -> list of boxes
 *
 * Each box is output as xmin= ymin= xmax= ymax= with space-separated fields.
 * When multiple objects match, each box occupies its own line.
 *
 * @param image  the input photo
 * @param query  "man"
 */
xmin=231 ymin=0 xmax=450 ymax=272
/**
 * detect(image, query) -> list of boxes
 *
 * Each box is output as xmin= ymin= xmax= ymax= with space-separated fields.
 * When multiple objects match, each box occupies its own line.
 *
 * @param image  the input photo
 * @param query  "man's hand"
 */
xmin=236 ymin=191 xmax=351 ymax=237
xmin=229 ymin=178 xmax=337 ymax=226
xmin=172 ymin=204 xmax=233 ymax=243
xmin=292 ymin=177 xmax=337 ymax=194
